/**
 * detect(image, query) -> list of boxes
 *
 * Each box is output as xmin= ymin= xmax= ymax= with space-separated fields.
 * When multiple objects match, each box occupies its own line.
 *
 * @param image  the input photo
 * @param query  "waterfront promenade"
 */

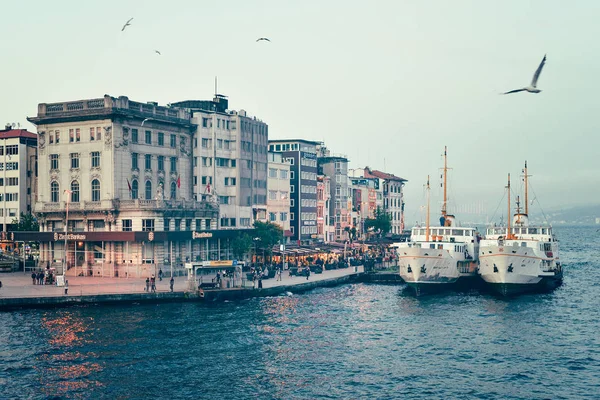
xmin=0 ymin=266 xmax=366 ymax=309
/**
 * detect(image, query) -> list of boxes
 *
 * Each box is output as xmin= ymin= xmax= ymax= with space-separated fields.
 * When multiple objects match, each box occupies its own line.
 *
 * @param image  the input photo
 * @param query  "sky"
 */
xmin=1 ymin=0 xmax=599 ymax=226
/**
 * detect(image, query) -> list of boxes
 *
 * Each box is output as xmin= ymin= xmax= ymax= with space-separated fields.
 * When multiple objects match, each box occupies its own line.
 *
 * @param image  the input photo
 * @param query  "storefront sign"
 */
xmin=193 ymin=231 xmax=213 ymax=239
xmin=54 ymin=233 xmax=87 ymax=241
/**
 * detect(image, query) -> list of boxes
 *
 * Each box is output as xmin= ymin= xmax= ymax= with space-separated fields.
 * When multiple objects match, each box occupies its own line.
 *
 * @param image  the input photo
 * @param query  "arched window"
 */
xmin=170 ymin=181 xmax=176 ymax=200
xmin=91 ymin=179 xmax=100 ymax=202
xmin=145 ymin=180 xmax=152 ymax=200
xmin=131 ymin=180 xmax=138 ymax=199
xmin=71 ymin=181 xmax=80 ymax=202
xmin=51 ymin=181 xmax=59 ymax=203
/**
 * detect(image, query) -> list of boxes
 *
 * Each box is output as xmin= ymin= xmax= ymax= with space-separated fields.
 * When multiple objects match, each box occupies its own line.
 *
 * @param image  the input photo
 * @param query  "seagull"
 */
xmin=141 ymin=118 xmax=152 ymax=127
xmin=121 ymin=17 xmax=133 ymax=32
xmin=256 ymin=37 xmax=271 ymax=42
xmin=502 ymin=54 xmax=547 ymax=95
xmin=155 ymin=50 xmax=161 ymax=55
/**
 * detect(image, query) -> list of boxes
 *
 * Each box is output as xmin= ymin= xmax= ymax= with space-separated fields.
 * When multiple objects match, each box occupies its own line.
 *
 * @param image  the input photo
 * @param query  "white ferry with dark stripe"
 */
xmin=478 ymin=164 xmax=563 ymax=296
xmin=394 ymin=147 xmax=479 ymax=296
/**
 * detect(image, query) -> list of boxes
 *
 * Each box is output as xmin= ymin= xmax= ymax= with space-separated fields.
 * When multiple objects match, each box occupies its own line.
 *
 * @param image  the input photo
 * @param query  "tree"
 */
xmin=364 ymin=207 xmax=392 ymax=239
xmin=230 ymin=233 xmax=253 ymax=261
xmin=11 ymin=213 xmax=39 ymax=231
xmin=252 ymin=221 xmax=283 ymax=257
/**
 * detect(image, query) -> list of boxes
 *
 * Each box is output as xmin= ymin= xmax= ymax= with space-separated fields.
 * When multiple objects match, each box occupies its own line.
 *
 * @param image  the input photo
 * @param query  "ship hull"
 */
xmin=479 ymin=245 xmax=563 ymax=296
xmin=398 ymin=247 xmax=478 ymax=296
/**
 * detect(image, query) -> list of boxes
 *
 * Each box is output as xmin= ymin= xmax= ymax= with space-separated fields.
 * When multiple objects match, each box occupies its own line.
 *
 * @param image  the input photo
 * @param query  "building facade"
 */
xmin=363 ymin=167 xmax=407 ymax=234
xmin=318 ymin=154 xmax=350 ymax=242
xmin=0 ymin=125 xmax=37 ymax=232
xmin=24 ymin=95 xmax=256 ymax=278
xmin=268 ymin=139 xmax=319 ymax=244
xmin=316 ymin=175 xmax=333 ymax=242
xmin=266 ymin=151 xmax=290 ymax=239
xmin=172 ymin=96 xmax=268 ymax=229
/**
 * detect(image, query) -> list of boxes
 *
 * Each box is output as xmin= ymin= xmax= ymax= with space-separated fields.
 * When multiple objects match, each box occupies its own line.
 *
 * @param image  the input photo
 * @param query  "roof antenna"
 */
xmin=215 ymin=76 xmax=217 ymax=96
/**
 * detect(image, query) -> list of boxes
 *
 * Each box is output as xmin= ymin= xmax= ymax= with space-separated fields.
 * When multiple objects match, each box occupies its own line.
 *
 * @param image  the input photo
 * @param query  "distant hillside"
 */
xmin=535 ymin=204 xmax=600 ymax=225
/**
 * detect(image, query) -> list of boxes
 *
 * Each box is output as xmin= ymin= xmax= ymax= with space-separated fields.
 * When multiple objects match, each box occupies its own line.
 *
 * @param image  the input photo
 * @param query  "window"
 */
xmin=131 ymin=180 xmax=138 ymax=199
xmin=131 ymin=153 xmax=138 ymax=169
xmin=280 ymin=212 xmax=287 ymax=221
xmin=70 ymin=153 xmax=79 ymax=169
xmin=145 ymin=154 xmax=152 ymax=170
xmin=69 ymin=129 xmax=74 ymax=143
xmin=122 ymin=219 xmax=132 ymax=231
xmin=269 ymin=191 xmax=277 ymax=200
xmin=202 ymin=138 xmax=210 ymax=148
xmin=269 ymin=212 xmax=277 ymax=221
xmin=50 ymin=154 xmax=59 ymax=170
xmin=185 ymin=219 xmax=192 ymax=231
xmin=91 ymin=179 xmax=100 ymax=201
xmin=202 ymin=157 xmax=212 ymax=167
xmin=202 ymin=118 xmax=209 ymax=128
xmin=158 ymin=132 xmax=164 ymax=146
xmin=51 ymin=181 xmax=60 ymax=203
xmin=170 ymin=182 xmax=176 ymax=199
xmin=269 ymin=168 xmax=278 ymax=178
xmin=290 ymin=212 xmax=295 ymax=220
xmin=71 ymin=181 xmax=80 ymax=202
xmin=145 ymin=180 xmax=152 ymax=200
xmin=219 ymin=196 xmax=229 ymax=204
xmin=164 ymin=218 xmax=170 ymax=231
xmin=96 ymin=127 xmax=102 ymax=140
xmin=5 ymin=145 xmax=17 ymax=156
xmin=142 ymin=219 xmax=155 ymax=231
xmin=91 ymin=151 xmax=100 ymax=168
xmin=158 ymin=156 xmax=164 ymax=171
xmin=280 ymin=170 xmax=288 ymax=179
xmin=290 ymin=185 xmax=295 ymax=193
xmin=170 ymin=134 xmax=176 ymax=148
xmin=76 ymin=128 xmax=80 ymax=142
xmin=145 ymin=130 xmax=152 ymax=144
xmin=217 ymin=139 xmax=223 ymax=149
xmin=290 ymin=171 xmax=295 ymax=179
xmin=55 ymin=130 xmax=60 ymax=144
xmin=170 ymin=157 xmax=177 ymax=172
xmin=174 ymin=219 xmax=181 ymax=231
xmin=132 ymin=129 xmax=138 ymax=143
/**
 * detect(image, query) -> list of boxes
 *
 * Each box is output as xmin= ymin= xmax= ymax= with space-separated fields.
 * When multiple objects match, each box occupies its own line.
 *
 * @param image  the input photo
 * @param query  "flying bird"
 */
xmin=256 ymin=37 xmax=271 ymax=42
xmin=155 ymin=50 xmax=161 ymax=55
xmin=502 ymin=54 xmax=547 ymax=95
xmin=141 ymin=118 xmax=152 ymax=127
xmin=121 ymin=17 xmax=133 ymax=32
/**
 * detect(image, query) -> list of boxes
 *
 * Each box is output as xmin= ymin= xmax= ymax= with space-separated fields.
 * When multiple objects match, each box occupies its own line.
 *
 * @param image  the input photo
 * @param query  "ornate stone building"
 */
xmin=23 ymin=95 xmax=249 ymax=278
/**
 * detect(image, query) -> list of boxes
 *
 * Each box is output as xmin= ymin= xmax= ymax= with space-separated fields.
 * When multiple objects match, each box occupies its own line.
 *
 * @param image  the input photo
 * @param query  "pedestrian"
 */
xmin=145 ymin=277 xmax=150 ymax=292
xmin=64 ymin=280 xmax=68 ymax=295
xmin=252 ymin=273 xmax=257 ymax=289
xmin=151 ymin=277 xmax=156 ymax=293
xmin=31 ymin=272 xmax=36 ymax=285
xmin=258 ymin=275 xmax=263 ymax=289
xmin=306 ymin=267 xmax=311 ymax=281
xmin=158 ymin=268 xmax=163 ymax=281
xmin=170 ymin=276 xmax=174 ymax=292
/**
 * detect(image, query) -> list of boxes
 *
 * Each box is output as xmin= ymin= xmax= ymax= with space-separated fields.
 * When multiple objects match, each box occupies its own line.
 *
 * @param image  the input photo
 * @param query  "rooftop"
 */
xmin=0 ymin=128 xmax=37 ymax=140
xmin=268 ymin=139 xmax=322 ymax=146
xmin=364 ymin=167 xmax=407 ymax=183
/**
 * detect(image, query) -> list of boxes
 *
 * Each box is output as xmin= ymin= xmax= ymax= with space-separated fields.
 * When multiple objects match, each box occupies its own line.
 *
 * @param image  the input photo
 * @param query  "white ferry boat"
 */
xmin=394 ymin=147 xmax=479 ymax=296
xmin=478 ymin=163 xmax=563 ymax=296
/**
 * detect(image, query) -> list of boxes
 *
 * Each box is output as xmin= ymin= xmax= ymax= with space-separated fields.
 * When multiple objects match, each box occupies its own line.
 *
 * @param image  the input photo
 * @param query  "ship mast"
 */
xmin=506 ymin=173 xmax=514 ymax=240
xmin=524 ymin=161 xmax=529 ymax=215
xmin=426 ymin=175 xmax=430 ymax=242
xmin=442 ymin=146 xmax=447 ymax=218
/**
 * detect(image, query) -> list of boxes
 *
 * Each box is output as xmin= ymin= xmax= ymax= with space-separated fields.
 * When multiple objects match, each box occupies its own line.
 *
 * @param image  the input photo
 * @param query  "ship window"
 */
xmin=419 ymin=229 xmax=425 ymax=235
xmin=542 ymin=228 xmax=548 ymax=234
xmin=521 ymin=242 xmax=527 ymax=247
xmin=452 ymin=229 xmax=464 ymax=236
xmin=529 ymin=228 xmax=538 ymax=234
xmin=430 ymin=244 xmax=435 ymax=249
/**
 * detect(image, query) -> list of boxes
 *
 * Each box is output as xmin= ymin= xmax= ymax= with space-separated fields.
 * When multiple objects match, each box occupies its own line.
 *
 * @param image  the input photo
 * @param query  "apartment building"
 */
xmin=266 ymin=151 xmax=290 ymax=241
xmin=0 ymin=125 xmax=37 ymax=232
xmin=268 ymin=139 xmax=319 ymax=244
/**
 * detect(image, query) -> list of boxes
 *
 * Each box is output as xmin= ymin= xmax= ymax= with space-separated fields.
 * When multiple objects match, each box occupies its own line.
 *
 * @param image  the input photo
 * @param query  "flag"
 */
xmin=206 ymin=183 xmax=210 ymax=193
xmin=126 ymin=178 xmax=132 ymax=192
xmin=176 ymin=176 xmax=181 ymax=188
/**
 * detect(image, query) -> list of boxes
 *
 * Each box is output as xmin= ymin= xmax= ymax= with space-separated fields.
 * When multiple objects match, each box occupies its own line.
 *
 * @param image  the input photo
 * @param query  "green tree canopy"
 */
xmin=11 ymin=213 xmax=39 ymax=232
xmin=252 ymin=221 xmax=283 ymax=256
xmin=230 ymin=233 xmax=253 ymax=261
xmin=364 ymin=207 xmax=392 ymax=238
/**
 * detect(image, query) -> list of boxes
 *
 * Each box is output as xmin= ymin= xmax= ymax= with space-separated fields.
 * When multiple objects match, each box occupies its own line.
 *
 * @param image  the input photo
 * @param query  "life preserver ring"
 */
xmin=199 ymin=289 xmax=205 ymax=298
